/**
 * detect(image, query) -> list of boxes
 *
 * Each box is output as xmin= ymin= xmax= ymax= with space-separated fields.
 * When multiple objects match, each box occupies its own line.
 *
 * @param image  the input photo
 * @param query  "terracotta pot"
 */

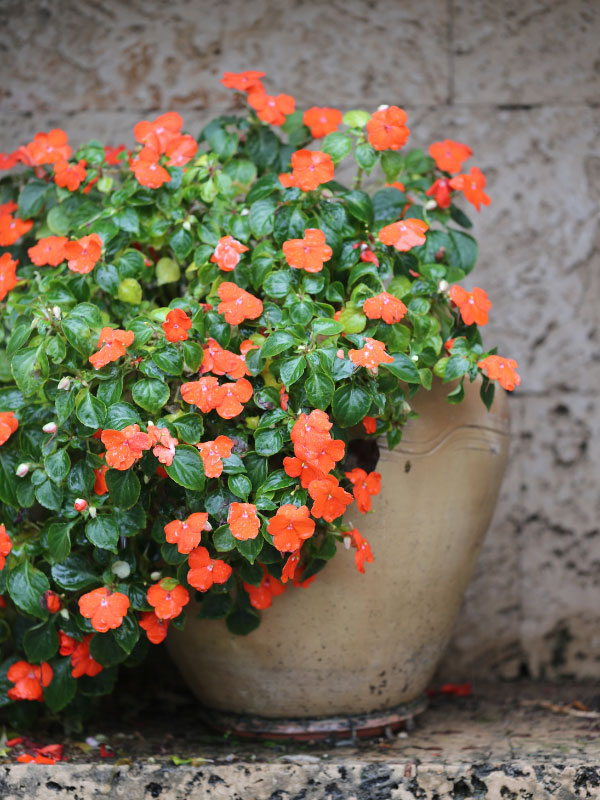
xmin=168 ymin=378 xmax=509 ymax=737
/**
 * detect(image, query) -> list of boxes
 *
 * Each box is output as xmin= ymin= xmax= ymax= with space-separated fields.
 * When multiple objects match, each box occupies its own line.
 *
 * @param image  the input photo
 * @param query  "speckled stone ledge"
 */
xmin=0 ymin=682 xmax=598 ymax=799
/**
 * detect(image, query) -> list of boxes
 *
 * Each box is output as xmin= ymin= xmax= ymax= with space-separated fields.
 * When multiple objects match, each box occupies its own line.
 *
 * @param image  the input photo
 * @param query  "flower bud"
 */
xmin=74 ymin=498 xmax=88 ymax=512
xmin=42 ymin=422 xmax=57 ymax=434
xmin=343 ymin=536 xmax=351 ymax=550
xmin=240 ymin=208 xmax=249 ymax=216
xmin=57 ymin=377 xmax=70 ymax=391
xmin=424 ymin=199 xmax=437 ymax=211
xmin=52 ymin=306 xmax=62 ymax=319
xmin=377 ymin=104 xmax=390 ymax=111
xmin=43 ymin=590 xmax=61 ymax=614
xmin=15 ymin=463 xmax=29 ymax=478
xmin=88 ymin=505 xmax=97 ymax=519
xmin=438 ymin=279 xmax=449 ymax=293
xmin=411 ymin=354 xmax=419 ymax=362
xmin=150 ymin=571 xmax=162 ymax=581
xmin=59 ymin=608 xmax=70 ymax=620
xmin=203 ymin=520 xmax=213 ymax=532
xmin=111 ymin=561 xmax=131 ymax=579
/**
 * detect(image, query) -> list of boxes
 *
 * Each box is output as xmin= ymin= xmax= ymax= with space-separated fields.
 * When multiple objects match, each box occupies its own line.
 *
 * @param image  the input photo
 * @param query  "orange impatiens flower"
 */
xmin=187 ymin=546 xmax=232 ymax=592
xmin=131 ymin=150 xmax=172 ymax=189
xmin=134 ymin=111 xmax=183 ymax=151
xmin=105 ymin=144 xmax=127 ymax=165
xmin=59 ymin=632 xmax=103 ymax=678
xmin=366 ymin=106 xmax=410 ymax=151
xmin=94 ymin=465 xmax=108 ymax=495
xmin=165 ymin=134 xmax=198 ymax=167
xmin=290 ymin=149 xmax=334 ymax=192
xmin=0 ymin=412 xmax=18 ymax=447
xmin=349 ymin=337 xmax=393 ymax=369
xmin=0 ymin=213 xmax=33 ymax=246
xmin=278 ymin=172 xmax=297 ymax=188
xmin=283 ymin=456 xmax=326 ymax=489
xmin=280 ymin=550 xmax=301 ymax=583
xmin=379 ymin=218 xmax=428 ymax=251
xmin=43 ymin=590 xmax=61 ymax=614
xmin=228 ymin=503 xmax=260 ymax=540
xmin=247 ymin=90 xmax=295 ymax=126
xmin=165 ymin=512 xmax=208 ymax=554
xmin=217 ymin=282 xmax=263 ymax=325
xmin=54 ymin=158 xmax=86 ymax=191
xmin=221 ymin=70 xmax=266 ymax=93
xmin=213 ymin=378 xmax=253 ymax=419
xmin=181 ymin=375 xmax=221 ymax=413
xmin=147 ymin=423 xmax=178 ymax=466
xmin=268 ymin=504 xmax=315 ymax=553
xmin=290 ymin=410 xmax=345 ymax=474
xmin=282 ymin=228 xmax=333 ymax=273
xmin=345 ymin=527 xmax=374 ymax=573
xmin=478 ymin=355 xmax=521 ymax=392
xmin=449 ymin=285 xmax=492 ymax=326
xmin=89 ymin=327 xmax=135 ymax=369
xmin=449 ymin=167 xmax=491 ymax=211
xmin=28 ymin=236 xmax=67 ymax=267
xmin=363 ymin=416 xmax=377 ymax=434
xmin=303 ymin=106 xmax=343 ymax=139
xmin=210 ymin=235 xmax=249 ymax=272
xmin=0 ymin=525 xmax=12 ymax=570
xmin=345 ymin=468 xmax=382 ymax=513
xmin=162 ymin=308 xmax=192 ymax=342
xmin=101 ymin=424 xmax=152 ymax=470
xmin=290 ymin=409 xmax=332 ymax=449
xmin=7 ymin=661 xmax=53 ymax=702
xmin=426 ymin=178 xmax=452 ymax=209
xmin=308 ymin=476 xmax=353 ymax=523
xmin=64 ymin=233 xmax=103 ymax=274
xmin=0 ymin=253 xmax=18 ymax=301
xmin=197 ymin=435 xmax=234 ymax=477
xmin=139 ymin=611 xmax=169 ymax=644
xmin=363 ymin=292 xmax=407 ymax=325
xmin=244 ymin=567 xmax=286 ymax=610
xmin=147 ymin=580 xmax=189 ymax=620
xmin=201 ymin=338 xmax=250 ymax=380
xmin=429 ymin=139 xmax=472 ymax=174
xmin=26 ymin=129 xmax=71 ymax=165
xmin=78 ymin=588 xmax=130 ymax=633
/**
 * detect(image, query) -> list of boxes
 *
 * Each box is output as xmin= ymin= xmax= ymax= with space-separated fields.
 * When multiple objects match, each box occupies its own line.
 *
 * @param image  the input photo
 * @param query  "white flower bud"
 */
xmin=42 ymin=421 xmax=57 ymax=434
xmin=88 ymin=505 xmax=97 ymax=518
xmin=438 ymin=279 xmax=449 ymax=293
xmin=150 ymin=571 xmax=162 ymax=581
xmin=203 ymin=520 xmax=213 ymax=532
xmin=16 ymin=463 xmax=29 ymax=478
xmin=111 ymin=561 xmax=131 ymax=579
xmin=424 ymin=199 xmax=437 ymax=211
xmin=343 ymin=536 xmax=351 ymax=550
xmin=59 ymin=608 xmax=70 ymax=620
xmin=240 ymin=208 xmax=249 ymax=216
xmin=411 ymin=354 xmax=419 ymax=362
xmin=57 ymin=377 xmax=70 ymax=391
xmin=377 ymin=104 xmax=390 ymax=111
xmin=320 ymin=189 xmax=333 ymax=198
xmin=182 ymin=220 xmax=192 ymax=231
xmin=52 ymin=306 xmax=62 ymax=320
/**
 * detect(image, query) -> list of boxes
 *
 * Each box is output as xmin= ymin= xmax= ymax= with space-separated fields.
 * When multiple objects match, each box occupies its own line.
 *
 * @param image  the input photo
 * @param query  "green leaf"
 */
xmin=55 ymin=389 xmax=76 ymax=425
xmin=105 ymin=402 xmax=142 ymax=429
xmin=132 ymin=378 xmax=170 ymax=414
xmin=321 ymin=132 xmax=352 ymax=164
xmin=89 ymin=632 xmax=130 ymax=668
xmin=75 ymin=389 xmax=106 ymax=429
xmin=338 ymin=303 xmax=366 ymax=334
xmin=105 ymin=469 xmax=141 ymax=510
xmin=24 ymin=621 xmax=58 ymax=662
xmin=383 ymin=353 xmax=421 ymax=384
xmin=345 ymin=190 xmax=374 ymax=224
xmin=264 ymin=270 xmax=293 ymax=299
xmin=165 ymin=445 xmax=205 ymax=491
xmin=61 ymin=316 xmax=94 ymax=356
xmin=246 ymin=174 xmax=281 ymax=203
xmin=373 ymin=187 xmax=408 ymax=222
xmin=117 ymin=249 xmax=145 ymax=278
xmin=173 ymin=413 xmax=204 ymax=444
xmin=44 ymin=657 xmax=76 ymax=712
xmin=380 ymin=150 xmax=404 ymax=182
xmin=182 ymin=341 xmax=204 ymax=371
xmin=152 ymin=345 xmax=183 ymax=376
xmin=257 ymin=470 xmax=297 ymax=494
xmin=249 ymin=198 xmax=277 ymax=238
xmin=354 ymin=143 xmax=378 ymax=172
xmin=236 ymin=536 xmax=263 ymax=564
xmin=18 ymin=179 xmax=49 ymax=217
xmin=246 ymin=127 xmax=280 ymax=170
xmin=44 ymin=448 xmax=70 ymax=484
xmin=170 ymin=228 xmax=194 ymax=261
xmin=96 ymin=377 xmax=123 ymax=406
xmin=112 ymin=613 xmax=139 ymax=654
xmin=480 ymin=376 xmax=495 ymax=411
xmin=312 ymin=318 xmax=343 ymax=336
xmin=228 ymin=474 xmax=252 ymax=500
xmin=156 ymin=257 xmax=181 ymax=285
xmin=342 ymin=110 xmax=371 ymax=128
xmin=7 ymin=320 xmax=31 ymax=356
xmin=213 ymin=526 xmax=237 ymax=552
xmin=278 ymin=354 xmax=306 ymax=387
xmin=86 ymin=516 xmax=119 ymax=552
xmin=35 ymin=479 xmax=63 ymax=511
xmin=11 ymin=345 xmax=48 ymax=397
xmin=197 ymin=592 xmax=232 ymax=620
xmin=47 ymin=204 xmax=71 ymax=236
xmin=226 ymin=604 xmax=260 ymax=636
xmin=332 ymin=383 xmax=371 ymax=428
xmin=261 ymin=331 xmax=297 ymax=358
xmin=45 ymin=521 xmax=74 ymax=563
xmin=0 ymin=454 xmax=19 ymax=507
xmin=51 ymin=555 xmax=98 ymax=591
xmin=444 ymin=354 xmax=470 ymax=383
xmin=254 ymin=429 xmax=284 ymax=456
xmin=8 ymin=561 xmax=50 ymax=620
xmin=305 ymin=370 xmax=335 ymax=410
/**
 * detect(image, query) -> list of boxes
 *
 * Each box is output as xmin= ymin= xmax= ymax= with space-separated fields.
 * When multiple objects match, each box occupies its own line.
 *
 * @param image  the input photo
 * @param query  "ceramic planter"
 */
xmin=168 ymin=378 xmax=509 ymax=737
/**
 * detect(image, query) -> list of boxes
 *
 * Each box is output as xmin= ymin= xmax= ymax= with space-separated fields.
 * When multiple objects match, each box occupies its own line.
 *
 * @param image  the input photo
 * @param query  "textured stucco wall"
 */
xmin=1 ymin=0 xmax=599 ymax=681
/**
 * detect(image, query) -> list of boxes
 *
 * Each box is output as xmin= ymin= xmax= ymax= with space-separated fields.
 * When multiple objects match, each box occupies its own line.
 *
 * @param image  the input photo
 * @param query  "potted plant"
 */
xmin=0 ymin=70 xmax=518 ymax=737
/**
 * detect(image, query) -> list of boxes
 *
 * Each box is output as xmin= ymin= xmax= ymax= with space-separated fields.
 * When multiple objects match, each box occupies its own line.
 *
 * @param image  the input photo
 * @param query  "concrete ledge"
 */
xmin=1 ymin=682 xmax=598 ymax=799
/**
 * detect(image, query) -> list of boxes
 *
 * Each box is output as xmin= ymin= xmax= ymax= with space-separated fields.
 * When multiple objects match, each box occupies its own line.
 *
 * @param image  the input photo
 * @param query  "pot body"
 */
xmin=168 ymin=378 xmax=509 ymax=721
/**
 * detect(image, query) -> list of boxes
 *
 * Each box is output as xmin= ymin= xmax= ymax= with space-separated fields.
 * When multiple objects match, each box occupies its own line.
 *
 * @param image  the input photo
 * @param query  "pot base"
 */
xmin=199 ymin=695 xmax=428 ymax=741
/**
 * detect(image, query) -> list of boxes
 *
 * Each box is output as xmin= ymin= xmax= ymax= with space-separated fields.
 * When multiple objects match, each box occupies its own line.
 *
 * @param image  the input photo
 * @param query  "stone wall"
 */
xmin=1 ymin=0 xmax=598 ymax=680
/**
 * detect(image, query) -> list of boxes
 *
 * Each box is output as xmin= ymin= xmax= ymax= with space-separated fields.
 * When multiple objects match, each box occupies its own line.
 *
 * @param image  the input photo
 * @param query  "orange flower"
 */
xmin=449 ymin=285 xmax=492 ymax=326
xmin=187 ymin=547 xmax=232 ymax=592
xmin=247 ymin=90 xmax=295 ymax=126
xmin=378 ymin=218 xmax=428 ymax=251
xmin=210 ymin=236 xmax=249 ymax=272
xmin=104 ymin=145 xmax=127 ymax=165
xmin=283 ymin=456 xmax=326 ymax=489
xmin=43 ymin=590 xmax=61 ymax=614
xmin=296 ymin=438 xmax=345 ymax=475
xmin=78 ymin=588 xmax=130 ymax=633
xmin=53 ymin=158 xmax=86 ymax=191
xmin=345 ymin=468 xmax=381 ymax=513
xmin=228 ymin=503 xmax=260 ymax=540
xmin=131 ymin=150 xmax=172 ymax=189
xmin=290 ymin=409 xmax=332 ymax=450
xmin=164 ymin=512 xmax=208 ymax=554
xmin=64 ymin=233 xmax=102 ymax=274
xmin=89 ymin=327 xmax=135 ymax=369
xmin=0 ymin=411 xmax=18 ymax=447
xmin=349 ymin=337 xmax=393 ymax=369
xmin=7 ymin=661 xmax=53 ymax=701
xmin=165 ymin=134 xmax=197 ymax=167
xmin=363 ymin=292 xmax=407 ymax=324
xmin=201 ymin=338 xmax=250 ymax=380
xmin=0 ymin=253 xmax=18 ymax=302
xmin=278 ymin=172 xmax=297 ymax=188
xmin=197 ymin=435 xmax=234 ymax=477
xmin=28 ymin=236 xmax=67 ymax=267
xmin=25 ymin=129 xmax=71 ymax=165
xmin=290 ymin=149 xmax=334 ymax=192
xmin=386 ymin=181 xmax=405 ymax=191
xmin=59 ymin=633 xmax=102 ymax=678
xmin=147 ymin=423 xmax=178 ymax=466
xmin=0 ymin=524 xmax=12 ymax=570
xmin=449 ymin=167 xmax=491 ymax=211
xmin=217 ymin=282 xmax=263 ymax=325
xmin=147 ymin=580 xmax=189 ymax=620
xmin=429 ymin=139 xmax=472 ymax=173
xmin=244 ymin=567 xmax=286 ymax=609
xmin=282 ymin=228 xmax=332 ymax=273
xmin=268 ymin=504 xmax=315 ymax=552
xmin=0 ymin=213 xmax=33 ymax=246
xmin=308 ymin=476 xmax=353 ymax=522
xmin=279 ymin=385 xmax=289 ymax=410
xmin=444 ymin=338 xmax=456 ymax=354
xmin=362 ymin=416 xmax=377 ymax=434
xmin=303 ymin=106 xmax=343 ymax=138
xmin=221 ymin=70 xmax=265 ymax=92
xmin=181 ymin=375 xmax=221 ymax=413
xmin=477 ymin=355 xmax=521 ymax=392
xmin=280 ymin=550 xmax=301 ymax=583
xmin=134 ymin=112 xmax=183 ymax=151
xmin=425 ymin=178 xmax=452 ymax=209
xmin=212 ymin=378 xmax=253 ymax=419
xmin=93 ymin=465 xmax=108 ymax=495
xmin=101 ymin=424 xmax=152 ymax=470
xmin=17 ymin=754 xmax=57 ymax=764
xmin=0 ymin=152 xmax=19 ymax=170
xmin=139 ymin=611 xmax=169 ymax=644
xmin=163 ymin=308 xmax=192 ymax=342
xmin=366 ymin=106 xmax=410 ymax=151
xmin=345 ymin=527 xmax=374 ymax=573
